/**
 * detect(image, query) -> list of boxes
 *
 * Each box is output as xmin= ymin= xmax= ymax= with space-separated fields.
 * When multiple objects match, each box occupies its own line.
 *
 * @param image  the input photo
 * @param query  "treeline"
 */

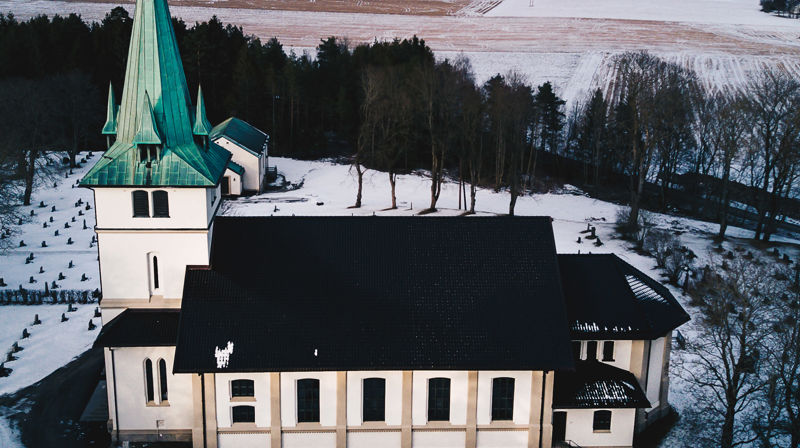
xmin=760 ymin=0 xmax=800 ymax=17
xmin=0 ymin=9 xmax=798 ymax=241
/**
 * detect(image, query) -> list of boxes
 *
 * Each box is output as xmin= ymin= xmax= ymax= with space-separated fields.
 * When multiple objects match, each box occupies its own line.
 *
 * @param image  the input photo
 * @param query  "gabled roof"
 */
xmin=81 ymin=0 xmax=230 ymax=187
xmin=558 ymin=254 xmax=690 ymax=339
xmin=132 ymin=91 xmax=162 ymax=145
xmin=226 ymin=160 xmax=244 ymax=175
xmin=553 ymin=360 xmax=650 ymax=409
xmin=211 ymin=117 xmax=267 ymax=156
xmin=173 ymin=216 xmax=574 ymax=373
xmin=101 ymin=82 xmax=118 ymax=135
xmin=94 ymin=309 xmax=180 ymax=348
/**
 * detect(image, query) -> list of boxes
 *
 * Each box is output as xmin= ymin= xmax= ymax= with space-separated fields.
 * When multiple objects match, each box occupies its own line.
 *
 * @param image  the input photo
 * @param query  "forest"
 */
xmin=0 ymin=8 xmax=798 ymax=242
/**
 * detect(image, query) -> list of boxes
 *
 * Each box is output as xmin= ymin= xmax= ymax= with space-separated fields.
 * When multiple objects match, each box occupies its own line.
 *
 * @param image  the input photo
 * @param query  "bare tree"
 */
xmin=710 ymin=92 xmax=749 ymax=240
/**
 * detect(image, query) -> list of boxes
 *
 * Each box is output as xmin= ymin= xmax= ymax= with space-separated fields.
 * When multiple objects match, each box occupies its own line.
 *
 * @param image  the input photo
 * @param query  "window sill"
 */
xmin=231 ymin=422 xmax=257 ymax=428
xmin=593 ymin=429 xmax=611 ymax=433
xmin=294 ymin=422 xmax=324 ymax=430
xmin=145 ymin=401 xmax=170 ymax=407
xmin=230 ymin=396 xmax=256 ymax=402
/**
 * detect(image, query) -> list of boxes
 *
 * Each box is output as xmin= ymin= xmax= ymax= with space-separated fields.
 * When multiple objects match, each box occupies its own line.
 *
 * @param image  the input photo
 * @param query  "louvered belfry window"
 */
xmin=132 ymin=190 xmax=149 ymax=217
xmin=152 ymin=191 xmax=169 ymax=217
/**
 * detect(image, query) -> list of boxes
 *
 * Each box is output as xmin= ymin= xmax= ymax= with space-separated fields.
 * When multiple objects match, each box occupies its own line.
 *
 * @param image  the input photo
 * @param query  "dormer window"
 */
xmin=139 ymin=144 xmax=160 ymax=164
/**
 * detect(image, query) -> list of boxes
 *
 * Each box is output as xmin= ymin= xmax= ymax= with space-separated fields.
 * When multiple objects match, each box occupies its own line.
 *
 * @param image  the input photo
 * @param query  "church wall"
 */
xmin=215 ymin=373 xmax=271 ymax=428
xmin=214 ymin=137 xmax=263 ymax=192
xmin=97 ymin=231 xmax=210 ymax=301
xmin=105 ymin=347 xmax=193 ymax=433
xmin=348 ymin=431 xmax=402 ymax=448
xmin=645 ymin=336 xmax=665 ymax=410
xmin=412 ymin=371 xmax=469 ymax=426
xmin=475 ymin=430 xmax=528 ymax=448
xmin=555 ymin=408 xmax=636 ymax=447
xmin=94 ymin=188 xmax=213 ymax=230
xmin=282 ymin=431 xmax=337 ymax=448
xmin=573 ymin=340 xmax=633 ymax=372
xmin=476 ymin=371 xmax=532 ymax=426
xmin=412 ymin=430 xmax=467 ymax=447
xmin=217 ymin=432 xmax=270 ymax=448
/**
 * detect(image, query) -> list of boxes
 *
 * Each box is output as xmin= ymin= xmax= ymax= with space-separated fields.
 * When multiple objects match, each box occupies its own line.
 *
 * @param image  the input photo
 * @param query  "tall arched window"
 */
xmin=144 ymin=359 xmax=155 ymax=403
xmin=491 ymin=377 xmax=515 ymax=421
xmin=427 ymin=377 xmax=451 ymax=421
xmin=152 ymin=190 xmax=169 ymax=217
xmin=593 ymin=410 xmax=612 ymax=431
xmin=132 ymin=190 xmax=149 ymax=217
xmin=297 ymin=378 xmax=320 ymax=423
xmin=152 ymin=255 xmax=160 ymax=290
xmin=158 ymin=359 xmax=168 ymax=402
xmin=362 ymin=378 xmax=386 ymax=422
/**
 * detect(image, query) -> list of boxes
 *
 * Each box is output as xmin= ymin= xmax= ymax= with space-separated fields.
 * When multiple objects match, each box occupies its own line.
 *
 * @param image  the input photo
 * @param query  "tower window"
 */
xmin=152 ymin=255 xmax=160 ymax=290
xmin=593 ymin=410 xmax=612 ymax=431
xmin=586 ymin=341 xmax=598 ymax=361
xmin=158 ymin=359 xmax=168 ymax=402
xmin=297 ymin=378 xmax=320 ymax=423
xmin=139 ymin=144 xmax=159 ymax=163
xmin=232 ymin=405 xmax=255 ymax=424
xmin=491 ymin=377 xmax=515 ymax=421
xmin=152 ymin=191 xmax=169 ymax=217
xmin=132 ymin=190 xmax=149 ymax=217
xmin=427 ymin=377 xmax=451 ymax=421
xmin=144 ymin=359 xmax=155 ymax=403
xmin=232 ymin=379 xmax=255 ymax=398
xmin=362 ymin=378 xmax=386 ymax=422
xmin=602 ymin=341 xmax=615 ymax=361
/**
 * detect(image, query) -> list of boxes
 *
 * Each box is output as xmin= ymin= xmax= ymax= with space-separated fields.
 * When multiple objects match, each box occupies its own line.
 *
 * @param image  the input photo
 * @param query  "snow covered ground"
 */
xmin=0 ymin=152 xmax=100 ymax=294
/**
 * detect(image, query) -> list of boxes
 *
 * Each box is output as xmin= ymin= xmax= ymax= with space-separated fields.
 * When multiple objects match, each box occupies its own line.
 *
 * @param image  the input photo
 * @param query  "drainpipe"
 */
xmin=539 ymin=371 xmax=548 ymax=448
xmin=110 ymin=348 xmax=120 ymax=446
xmin=201 ymin=373 xmax=208 ymax=448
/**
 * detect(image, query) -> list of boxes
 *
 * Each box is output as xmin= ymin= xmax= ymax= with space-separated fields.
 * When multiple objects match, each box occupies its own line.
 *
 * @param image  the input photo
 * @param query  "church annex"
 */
xmin=81 ymin=0 xmax=690 ymax=447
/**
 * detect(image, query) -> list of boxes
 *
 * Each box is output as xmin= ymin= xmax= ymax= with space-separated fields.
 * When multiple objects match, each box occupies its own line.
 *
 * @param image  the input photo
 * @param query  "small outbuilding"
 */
xmin=211 ymin=117 xmax=269 ymax=195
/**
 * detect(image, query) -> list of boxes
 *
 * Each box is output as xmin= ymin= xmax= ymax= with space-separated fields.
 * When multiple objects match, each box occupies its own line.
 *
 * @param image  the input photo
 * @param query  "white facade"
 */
xmin=553 ymin=408 xmax=637 ymax=447
xmin=214 ymin=136 xmax=266 ymax=193
xmin=222 ymin=168 xmax=242 ymax=196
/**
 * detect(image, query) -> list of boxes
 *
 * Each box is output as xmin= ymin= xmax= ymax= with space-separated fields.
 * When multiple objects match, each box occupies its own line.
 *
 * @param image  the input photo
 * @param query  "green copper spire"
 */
xmin=101 ymin=82 xmax=118 ymax=135
xmin=193 ymin=85 xmax=212 ymax=137
xmin=81 ymin=0 xmax=229 ymax=187
xmin=133 ymin=91 xmax=162 ymax=145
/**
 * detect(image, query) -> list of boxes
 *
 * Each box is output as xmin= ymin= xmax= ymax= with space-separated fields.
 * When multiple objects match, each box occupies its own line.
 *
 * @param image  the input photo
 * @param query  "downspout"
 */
xmin=539 ymin=370 xmax=548 ymax=448
xmin=201 ymin=373 xmax=208 ymax=448
xmin=110 ymin=348 xmax=120 ymax=445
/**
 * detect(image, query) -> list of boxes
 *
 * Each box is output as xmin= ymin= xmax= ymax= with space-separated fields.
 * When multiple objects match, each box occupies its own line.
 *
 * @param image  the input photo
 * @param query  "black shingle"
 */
xmin=558 ymin=254 xmax=690 ymax=339
xmin=95 ymin=309 xmax=180 ymax=348
xmin=553 ymin=360 xmax=650 ymax=409
xmin=173 ymin=216 xmax=574 ymax=373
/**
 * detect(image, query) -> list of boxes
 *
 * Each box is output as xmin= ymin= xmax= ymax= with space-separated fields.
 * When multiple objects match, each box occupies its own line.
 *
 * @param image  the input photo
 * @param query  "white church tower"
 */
xmin=82 ymin=0 xmax=228 ymax=324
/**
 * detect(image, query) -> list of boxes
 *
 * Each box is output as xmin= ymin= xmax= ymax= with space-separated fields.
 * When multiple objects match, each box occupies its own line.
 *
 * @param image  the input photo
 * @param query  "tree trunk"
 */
xmin=389 ymin=172 xmax=397 ymax=210
xmin=23 ymin=150 xmax=36 ymax=206
xmin=718 ymin=161 xmax=732 ymax=239
xmin=353 ymin=163 xmax=363 ymax=208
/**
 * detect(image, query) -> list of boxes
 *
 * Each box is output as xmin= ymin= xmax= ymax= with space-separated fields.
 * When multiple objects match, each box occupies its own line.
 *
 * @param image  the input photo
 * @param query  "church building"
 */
xmin=81 ymin=1 xmax=690 ymax=448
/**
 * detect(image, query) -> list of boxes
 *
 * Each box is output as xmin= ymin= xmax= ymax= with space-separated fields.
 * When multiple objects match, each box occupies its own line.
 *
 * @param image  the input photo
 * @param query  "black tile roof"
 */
xmin=553 ymin=360 xmax=650 ymax=409
xmin=558 ymin=254 xmax=690 ymax=339
xmin=94 ymin=309 xmax=180 ymax=348
xmin=173 ymin=216 xmax=574 ymax=373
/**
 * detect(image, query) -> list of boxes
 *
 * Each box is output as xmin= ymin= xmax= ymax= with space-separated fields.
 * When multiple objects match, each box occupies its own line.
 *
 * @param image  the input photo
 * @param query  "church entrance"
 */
xmin=552 ymin=411 xmax=567 ymax=444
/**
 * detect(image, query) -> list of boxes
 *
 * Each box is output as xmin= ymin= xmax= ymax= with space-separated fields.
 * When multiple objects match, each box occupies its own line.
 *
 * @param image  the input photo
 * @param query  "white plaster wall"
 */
xmin=557 ymin=408 xmax=636 ymax=447
xmin=215 ymin=373 xmax=270 ymax=428
xmin=412 ymin=371 xmax=469 ymax=426
xmin=577 ymin=340 xmax=632 ymax=371
xmin=222 ymin=169 xmax=242 ymax=196
xmin=412 ymin=431 xmax=466 ymax=448
xmin=104 ymin=346 xmax=193 ymax=431
xmin=282 ymin=432 xmax=336 ymax=448
xmin=97 ymin=231 xmax=210 ymax=300
xmin=206 ymin=185 xmax=221 ymax=222
xmin=476 ymin=371 xmax=532 ymax=425
xmin=214 ymin=137 xmax=262 ymax=192
xmin=280 ymin=372 xmax=337 ymax=427
xmin=102 ymin=307 xmax=125 ymax=325
xmin=94 ymin=188 xmax=213 ymax=229
xmin=476 ymin=430 xmax=528 ymax=448
xmin=348 ymin=431 xmax=401 ymax=448
xmin=346 ymin=371 xmax=403 ymax=426
xmin=646 ymin=337 xmax=665 ymax=408
xmin=217 ymin=433 xmax=270 ymax=448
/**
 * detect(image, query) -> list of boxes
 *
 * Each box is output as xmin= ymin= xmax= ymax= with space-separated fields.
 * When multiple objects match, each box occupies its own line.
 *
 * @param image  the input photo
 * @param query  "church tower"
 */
xmin=82 ymin=0 xmax=230 ymax=324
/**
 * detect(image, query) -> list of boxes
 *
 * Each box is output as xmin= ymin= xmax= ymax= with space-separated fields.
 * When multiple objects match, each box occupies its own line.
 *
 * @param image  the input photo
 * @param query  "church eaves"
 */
xmin=81 ymin=0 xmax=230 ymax=187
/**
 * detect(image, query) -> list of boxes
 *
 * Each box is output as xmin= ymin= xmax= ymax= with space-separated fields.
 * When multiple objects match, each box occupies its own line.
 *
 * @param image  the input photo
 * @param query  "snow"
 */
xmin=487 ymin=0 xmax=799 ymax=26
xmin=214 ymin=341 xmax=234 ymax=369
xmin=0 ymin=414 xmax=23 ymax=448
xmin=0 ymin=304 xmax=99 ymax=396
xmin=0 ymin=152 xmax=100 ymax=294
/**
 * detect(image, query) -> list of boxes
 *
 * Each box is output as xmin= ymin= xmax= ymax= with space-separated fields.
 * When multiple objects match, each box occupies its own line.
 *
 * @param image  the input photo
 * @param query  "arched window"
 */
xmin=132 ymin=190 xmax=149 ymax=217
xmin=152 ymin=255 xmax=160 ymax=290
xmin=297 ymin=378 xmax=320 ymax=423
xmin=586 ymin=340 xmax=598 ymax=361
xmin=362 ymin=378 xmax=386 ymax=422
xmin=144 ymin=359 xmax=155 ymax=403
xmin=158 ymin=359 xmax=168 ymax=402
xmin=231 ymin=379 xmax=255 ymax=398
xmin=427 ymin=377 xmax=451 ymax=421
xmin=593 ymin=410 xmax=612 ymax=431
xmin=152 ymin=191 xmax=169 ymax=217
xmin=232 ymin=405 xmax=255 ymax=424
xmin=491 ymin=377 xmax=515 ymax=421
xmin=602 ymin=341 xmax=615 ymax=361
